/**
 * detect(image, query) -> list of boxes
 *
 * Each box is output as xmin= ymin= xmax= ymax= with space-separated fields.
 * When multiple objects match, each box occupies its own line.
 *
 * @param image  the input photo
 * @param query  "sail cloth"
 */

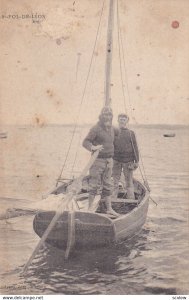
xmin=19 ymin=193 xmax=80 ymax=212
xmin=0 ymin=194 xmax=76 ymax=220
xmin=34 ymin=193 xmax=101 ymax=212
xmin=32 ymin=194 xmax=69 ymax=211
xmin=0 ymin=192 xmax=102 ymax=220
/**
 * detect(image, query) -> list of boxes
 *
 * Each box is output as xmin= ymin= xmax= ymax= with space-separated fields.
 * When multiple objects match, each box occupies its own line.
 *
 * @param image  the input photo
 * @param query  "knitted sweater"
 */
xmin=114 ymin=127 xmax=139 ymax=163
xmin=82 ymin=121 xmax=114 ymax=158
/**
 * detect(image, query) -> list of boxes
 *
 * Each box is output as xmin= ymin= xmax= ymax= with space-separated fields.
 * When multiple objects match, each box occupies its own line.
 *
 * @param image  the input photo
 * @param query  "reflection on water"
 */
xmin=0 ymin=125 xmax=189 ymax=295
xmin=21 ymin=231 xmax=149 ymax=295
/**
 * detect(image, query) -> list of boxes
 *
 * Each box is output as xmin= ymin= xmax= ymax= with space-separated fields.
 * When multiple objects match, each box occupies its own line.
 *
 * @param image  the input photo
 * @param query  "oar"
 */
xmin=64 ymin=203 xmax=76 ymax=259
xmin=22 ymin=150 xmax=99 ymax=273
xmin=66 ymin=150 xmax=100 ymax=193
xmin=42 ymin=150 xmax=100 ymax=198
xmin=22 ymin=192 xmax=73 ymax=274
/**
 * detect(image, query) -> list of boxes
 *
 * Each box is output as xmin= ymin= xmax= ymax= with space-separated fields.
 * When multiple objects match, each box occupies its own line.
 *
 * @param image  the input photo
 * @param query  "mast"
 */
xmin=104 ymin=0 xmax=115 ymax=107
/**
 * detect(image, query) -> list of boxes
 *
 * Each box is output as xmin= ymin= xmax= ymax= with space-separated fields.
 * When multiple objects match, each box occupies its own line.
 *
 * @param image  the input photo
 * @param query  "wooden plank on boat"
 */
xmin=65 ymin=211 xmax=75 ymax=259
xmin=76 ymin=193 xmax=89 ymax=201
xmin=112 ymin=198 xmax=139 ymax=204
xmin=114 ymin=196 xmax=149 ymax=240
xmin=97 ymin=213 xmax=118 ymax=219
xmin=76 ymin=194 xmax=139 ymax=204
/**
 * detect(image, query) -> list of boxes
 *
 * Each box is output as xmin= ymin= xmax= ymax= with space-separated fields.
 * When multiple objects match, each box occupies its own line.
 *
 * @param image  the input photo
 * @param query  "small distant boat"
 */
xmin=163 ymin=133 xmax=176 ymax=137
xmin=0 ymin=132 xmax=7 ymax=139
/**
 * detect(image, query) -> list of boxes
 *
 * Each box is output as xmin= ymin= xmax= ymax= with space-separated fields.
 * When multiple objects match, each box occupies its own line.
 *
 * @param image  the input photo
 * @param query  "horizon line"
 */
xmin=1 ymin=123 xmax=189 ymax=127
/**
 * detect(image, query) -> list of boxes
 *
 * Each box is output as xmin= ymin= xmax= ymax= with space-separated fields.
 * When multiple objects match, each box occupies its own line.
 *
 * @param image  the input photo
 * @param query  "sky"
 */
xmin=0 ymin=0 xmax=189 ymax=125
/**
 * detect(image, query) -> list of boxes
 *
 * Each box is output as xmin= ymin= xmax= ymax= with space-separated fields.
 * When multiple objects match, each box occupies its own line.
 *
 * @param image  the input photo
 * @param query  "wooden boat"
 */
xmin=163 ymin=133 xmax=175 ymax=137
xmin=30 ymin=0 xmax=150 ymax=263
xmin=33 ymin=178 xmax=149 ymax=250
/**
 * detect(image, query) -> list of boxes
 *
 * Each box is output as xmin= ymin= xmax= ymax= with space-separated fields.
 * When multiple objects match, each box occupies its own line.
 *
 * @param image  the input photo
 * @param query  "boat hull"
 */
xmin=33 ymin=211 xmax=115 ymax=249
xmin=113 ymin=194 xmax=149 ymax=241
xmin=33 ymin=180 xmax=149 ymax=250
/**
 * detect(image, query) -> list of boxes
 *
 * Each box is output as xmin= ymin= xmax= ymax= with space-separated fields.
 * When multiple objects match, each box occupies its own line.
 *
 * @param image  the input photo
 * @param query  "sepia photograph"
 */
xmin=0 ymin=0 xmax=189 ymax=297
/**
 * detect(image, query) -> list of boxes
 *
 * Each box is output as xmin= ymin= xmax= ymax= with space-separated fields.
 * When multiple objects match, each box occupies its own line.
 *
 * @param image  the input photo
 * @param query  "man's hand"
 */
xmin=133 ymin=162 xmax=139 ymax=169
xmin=91 ymin=145 xmax=104 ymax=152
xmin=128 ymin=162 xmax=138 ymax=170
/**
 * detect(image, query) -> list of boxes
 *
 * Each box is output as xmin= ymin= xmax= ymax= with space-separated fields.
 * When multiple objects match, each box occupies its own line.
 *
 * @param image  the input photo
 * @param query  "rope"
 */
xmin=117 ymin=0 xmax=137 ymax=123
xmin=116 ymin=0 xmax=150 ymax=190
xmin=117 ymin=0 xmax=150 ymax=188
xmin=70 ymin=1 xmax=105 ymax=176
xmin=116 ymin=0 xmax=127 ymax=114
xmin=56 ymin=0 xmax=105 ymax=185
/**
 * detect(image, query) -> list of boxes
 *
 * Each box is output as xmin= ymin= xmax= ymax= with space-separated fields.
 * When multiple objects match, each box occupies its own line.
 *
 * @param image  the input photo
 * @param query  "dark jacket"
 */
xmin=114 ymin=127 xmax=139 ymax=163
xmin=82 ymin=121 xmax=114 ymax=158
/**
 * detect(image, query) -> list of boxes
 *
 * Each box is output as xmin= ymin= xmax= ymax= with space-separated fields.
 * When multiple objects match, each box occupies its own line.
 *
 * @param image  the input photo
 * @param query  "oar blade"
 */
xmin=22 ymin=211 xmax=62 ymax=274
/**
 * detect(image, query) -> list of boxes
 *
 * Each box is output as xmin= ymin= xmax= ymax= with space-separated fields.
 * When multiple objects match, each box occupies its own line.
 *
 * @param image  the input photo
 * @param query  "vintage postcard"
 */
xmin=0 ymin=0 xmax=189 ymax=297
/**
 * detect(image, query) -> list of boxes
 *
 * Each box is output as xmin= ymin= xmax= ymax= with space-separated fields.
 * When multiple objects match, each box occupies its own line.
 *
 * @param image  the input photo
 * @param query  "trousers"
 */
xmin=88 ymin=158 xmax=113 ymax=198
xmin=112 ymin=160 xmax=135 ymax=198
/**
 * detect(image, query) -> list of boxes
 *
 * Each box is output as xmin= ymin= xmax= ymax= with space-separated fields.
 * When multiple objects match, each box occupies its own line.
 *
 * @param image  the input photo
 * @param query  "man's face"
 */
xmin=118 ymin=117 xmax=128 ymax=128
xmin=102 ymin=113 xmax=113 ymax=127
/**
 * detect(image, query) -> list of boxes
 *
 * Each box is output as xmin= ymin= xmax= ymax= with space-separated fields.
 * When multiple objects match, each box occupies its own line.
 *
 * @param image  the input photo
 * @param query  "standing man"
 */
xmin=82 ymin=106 xmax=118 ymax=216
xmin=113 ymin=113 xmax=139 ymax=199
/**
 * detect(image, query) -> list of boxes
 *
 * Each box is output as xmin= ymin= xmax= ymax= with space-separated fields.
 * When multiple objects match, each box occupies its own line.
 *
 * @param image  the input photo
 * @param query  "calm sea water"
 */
xmin=0 ymin=125 xmax=189 ymax=295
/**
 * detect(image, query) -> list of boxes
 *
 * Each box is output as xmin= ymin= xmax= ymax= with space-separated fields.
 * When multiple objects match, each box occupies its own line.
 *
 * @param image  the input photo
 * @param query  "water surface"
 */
xmin=0 ymin=125 xmax=188 ymax=295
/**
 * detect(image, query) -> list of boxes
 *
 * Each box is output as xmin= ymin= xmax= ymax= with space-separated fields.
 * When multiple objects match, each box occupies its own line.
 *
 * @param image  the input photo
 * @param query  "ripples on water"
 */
xmin=0 ymin=125 xmax=189 ymax=295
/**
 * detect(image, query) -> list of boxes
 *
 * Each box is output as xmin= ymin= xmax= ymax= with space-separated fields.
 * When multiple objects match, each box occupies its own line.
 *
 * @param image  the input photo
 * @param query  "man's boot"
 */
xmin=104 ymin=196 xmax=119 ymax=217
xmin=126 ymin=187 xmax=135 ymax=199
xmin=87 ymin=194 xmax=95 ymax=211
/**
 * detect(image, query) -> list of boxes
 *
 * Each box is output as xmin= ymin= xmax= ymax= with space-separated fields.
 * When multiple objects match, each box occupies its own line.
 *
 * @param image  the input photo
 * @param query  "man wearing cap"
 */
xmin=113 ymin=114 xmax=139 ymax=199
xmin=82 ymin=106 xmax=118 ymax=216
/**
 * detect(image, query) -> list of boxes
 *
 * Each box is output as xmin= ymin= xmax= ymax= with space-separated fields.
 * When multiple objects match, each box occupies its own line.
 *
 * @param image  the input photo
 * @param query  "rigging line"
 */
xmin=117 ymin=0 xmax=137 ymax=123
xmin=70 ymin=64 xmax=97 ymax=175
xmin=129 ymin=129 xmax=146 ymax=184
xmin=117 ymin=0 xmax=141 ymax=171
xmin=117 ymin=1 xmax=147 ymax=182
xmin=56 ymin=0 xmax=106 ymax=185
xmin=117 ymin=0 xmax=149 ymax=186
xmin=75 ymin=52 xmax=81 ymax=81
xmin=117 ymin=37 xmax=147 ymax=179
xmin=70 ymin=7 xmax=105 ymax=176
xmin=116 ymin=0 xmax=127 ymax=114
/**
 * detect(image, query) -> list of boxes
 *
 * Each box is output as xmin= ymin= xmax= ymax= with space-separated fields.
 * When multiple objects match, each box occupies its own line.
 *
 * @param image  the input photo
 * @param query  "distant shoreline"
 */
xmin=1 ymin=123 xmax=189 ymax=129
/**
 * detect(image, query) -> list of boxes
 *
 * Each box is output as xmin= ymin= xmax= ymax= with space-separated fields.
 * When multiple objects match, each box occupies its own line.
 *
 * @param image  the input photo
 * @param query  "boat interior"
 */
xmin=52 ymin=176 xmax=146 ymax=217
